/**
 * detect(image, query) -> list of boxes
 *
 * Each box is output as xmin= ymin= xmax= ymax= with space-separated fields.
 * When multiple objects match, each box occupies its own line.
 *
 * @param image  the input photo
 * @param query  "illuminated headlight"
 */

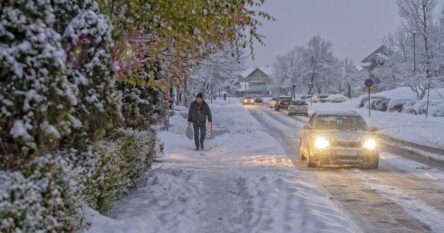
xmin=244 ymin=99 xmax=247 ymax=102
xmin=363 ymin=139 xmax=377 ymax=150
xmin=315 ymin=137 xmax=330 ymax=149
xmin=251 ymin=99 xmax=255 ymax=103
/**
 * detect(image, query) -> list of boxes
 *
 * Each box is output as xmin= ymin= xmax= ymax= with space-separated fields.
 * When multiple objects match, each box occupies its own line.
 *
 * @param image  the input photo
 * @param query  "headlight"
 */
xmin=315 ymin=137 xmax=330 ymax=149
xmin=244 ymin=99 xmax=247 ymax=102
xmin=251 ymin=99 xmax=255 ymax=103
xmin=363 ymin=139 xmax=377 ymax=150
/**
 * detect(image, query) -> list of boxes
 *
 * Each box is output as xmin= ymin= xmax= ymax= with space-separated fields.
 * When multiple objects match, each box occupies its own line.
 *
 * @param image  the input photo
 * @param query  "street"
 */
xmin=89 ymin=100 xmax=444 ymax=233
xmin=249 ymin=102 xmax=444 ymax=233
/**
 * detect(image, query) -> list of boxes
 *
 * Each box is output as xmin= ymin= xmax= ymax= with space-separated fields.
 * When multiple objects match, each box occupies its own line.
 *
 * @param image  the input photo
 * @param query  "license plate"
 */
xmin=336 ymin=149 xmax=358 ymax=156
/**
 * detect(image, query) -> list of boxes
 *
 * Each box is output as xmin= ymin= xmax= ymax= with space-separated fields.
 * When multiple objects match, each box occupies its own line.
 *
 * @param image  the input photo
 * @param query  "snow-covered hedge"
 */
xmin=0 ymin=153 xmax=85 ymax=232
xmin=119 ymin=83 xmax=164 ymax=130
xmin=83 ymin=128 xmax=156 ymax=212
xmin=0 ymin=0 xmax=76 ymax=167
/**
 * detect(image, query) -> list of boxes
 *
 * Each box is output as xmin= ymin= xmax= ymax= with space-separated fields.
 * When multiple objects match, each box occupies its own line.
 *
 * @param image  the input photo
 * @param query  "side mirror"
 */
xmin=368 ymin=126 xmax=378 ymax=132
xmin=303 ymin=124 xmax=312 ymax=130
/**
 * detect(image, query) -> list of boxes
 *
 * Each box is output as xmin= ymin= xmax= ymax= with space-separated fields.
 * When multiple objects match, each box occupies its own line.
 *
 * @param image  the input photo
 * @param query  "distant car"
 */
xmin=255 ymin=96 xmax=263 ymax=103
xmin=288 ymin=100 xmax=309 ymax=116
xmin=317 ymin=94 xmax=330 ymax=103
xmin=432 ymin=102 xmax=444 ymax=117
xmin=275 ymin=96 xmax=292 ymax=111
xmin=373 ymin=99 xmax=390 ymax=111
xmin=301 ymin=95 xmax=313 ymax=100
xmin=387 ymin=99 xmax=414 ymax=112
xmin=401 ymin=101 xmax=417 ymax=114
xmin=358 ymin=96 xmax=387 ymax=108
xmin=413 ymin=99 xmax=444 ymax=115
xmin=299 ymin=111 xmax=379 ymax=169
xmin=365 ymin=97 xmax=390 ymax=110
xmin=242 ymin=96 xmax=255 ymax=105
xmin=269 ymin=97 xmax=279 ymax=108
xmin=326 ymin=94 xmax=348 ymax=103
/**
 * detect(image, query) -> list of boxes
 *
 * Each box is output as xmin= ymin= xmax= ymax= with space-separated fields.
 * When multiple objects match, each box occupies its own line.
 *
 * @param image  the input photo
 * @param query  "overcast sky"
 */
xmin=247 ymin=0 xmax=443 ymax=68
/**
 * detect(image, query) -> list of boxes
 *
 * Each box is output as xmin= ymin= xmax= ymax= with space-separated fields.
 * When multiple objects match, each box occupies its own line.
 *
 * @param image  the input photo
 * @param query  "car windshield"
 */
xmin=313 ymin=115 xmax=368 ymax=131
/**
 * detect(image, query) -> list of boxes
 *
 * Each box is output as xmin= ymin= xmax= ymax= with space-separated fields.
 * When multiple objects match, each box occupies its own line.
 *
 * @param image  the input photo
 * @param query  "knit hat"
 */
xmin=196 ymin=93 xmax=203 ymax=98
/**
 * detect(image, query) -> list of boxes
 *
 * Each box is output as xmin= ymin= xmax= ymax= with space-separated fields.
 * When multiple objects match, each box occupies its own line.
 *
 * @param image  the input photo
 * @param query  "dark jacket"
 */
xmin=188 ymin=101 xmax=212 ymax=125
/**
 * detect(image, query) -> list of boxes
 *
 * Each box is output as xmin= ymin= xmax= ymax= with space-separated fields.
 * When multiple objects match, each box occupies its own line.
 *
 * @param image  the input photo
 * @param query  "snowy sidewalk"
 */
xmin=88 ymin=101 xmax=361 ymax=233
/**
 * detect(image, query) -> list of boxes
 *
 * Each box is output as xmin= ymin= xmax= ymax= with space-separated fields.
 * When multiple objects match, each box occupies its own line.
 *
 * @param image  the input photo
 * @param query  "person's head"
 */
xmin=196 ymin=93 xmax=203 ymax=104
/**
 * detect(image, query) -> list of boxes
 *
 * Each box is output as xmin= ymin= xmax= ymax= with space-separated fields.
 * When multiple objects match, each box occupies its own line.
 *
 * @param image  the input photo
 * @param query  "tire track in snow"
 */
xmin=247 ymin=105 xmax=438 ymax=233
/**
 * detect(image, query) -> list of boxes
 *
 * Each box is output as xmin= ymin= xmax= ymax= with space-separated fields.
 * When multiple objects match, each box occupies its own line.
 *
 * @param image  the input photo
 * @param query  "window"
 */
xmin=313 ymin=115 xmax=367 ymax=131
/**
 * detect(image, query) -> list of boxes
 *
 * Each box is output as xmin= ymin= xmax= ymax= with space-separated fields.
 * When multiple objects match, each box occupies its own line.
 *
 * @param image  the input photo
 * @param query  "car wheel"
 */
xmin=307 ymin=147 xmax=319 ymax=168
xmin=363 ymin=156 xmax=379 ymax=169
xmin=299 ymin=140 xmax=306 ymax=161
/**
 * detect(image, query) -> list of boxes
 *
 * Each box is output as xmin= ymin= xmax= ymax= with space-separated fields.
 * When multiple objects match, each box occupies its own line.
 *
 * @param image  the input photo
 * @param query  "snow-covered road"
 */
xmin=88 ymin=100 xmax=444 ymax=233
xmin=248 ymin=103 xmax=444 ymax=233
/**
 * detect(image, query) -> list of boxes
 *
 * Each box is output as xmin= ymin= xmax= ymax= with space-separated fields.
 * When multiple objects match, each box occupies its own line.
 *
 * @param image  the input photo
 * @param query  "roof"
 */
xmin=361 ymin=45 xmax=387 ymax=63
xmin=241 ymin=66 xmax=274 ymax=78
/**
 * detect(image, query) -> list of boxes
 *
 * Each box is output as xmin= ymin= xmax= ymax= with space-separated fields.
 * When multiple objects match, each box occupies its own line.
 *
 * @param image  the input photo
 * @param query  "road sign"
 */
xmin=365 ymin=79 xmax=374 ymax=88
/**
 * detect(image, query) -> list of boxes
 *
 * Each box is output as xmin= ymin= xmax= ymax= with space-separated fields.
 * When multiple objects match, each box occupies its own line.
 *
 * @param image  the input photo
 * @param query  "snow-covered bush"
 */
xmin=0 ymin=0 xmax=76 ymax=167
xmin=83 ymin=128 xmax=156 ymax=212
xmin=63 ymin=7 xmax=122 ymax=146
xmin=118 ymin=83 xmax=164 ymax=130
xmin=0 ymin=153 xmax=85 ymax=232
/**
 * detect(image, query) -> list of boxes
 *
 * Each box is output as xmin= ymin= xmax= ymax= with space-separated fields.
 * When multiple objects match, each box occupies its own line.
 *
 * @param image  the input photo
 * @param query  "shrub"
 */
xmin=83 ymin=128 xmax=156 ymax=213
xmin=0 ymin=0 xmax=76 ymax=168
xmin=0 ymin=153 xmax=85 ymax=233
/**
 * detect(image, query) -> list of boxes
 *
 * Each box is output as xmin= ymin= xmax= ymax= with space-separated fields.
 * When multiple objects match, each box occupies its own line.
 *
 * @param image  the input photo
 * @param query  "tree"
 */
xmin=342 ymin=57 xmax=359 ymax=98
xmin=396 ymin=0 xmax=439 ymax=100
xmin=190 ymin=45 xmax=246 ymax=99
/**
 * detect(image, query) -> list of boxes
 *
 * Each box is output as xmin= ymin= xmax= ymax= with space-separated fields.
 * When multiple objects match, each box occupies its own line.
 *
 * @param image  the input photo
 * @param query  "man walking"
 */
xmin=188 ymin=93 xmax=212 ymax=150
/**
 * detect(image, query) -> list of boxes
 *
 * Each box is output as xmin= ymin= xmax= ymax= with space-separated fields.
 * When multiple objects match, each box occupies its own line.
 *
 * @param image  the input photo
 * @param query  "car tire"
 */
xmin=299 ymin=141 xmax=306 ymax=161
xmin=363 ymin=156 xmax=379 ymax=169
xmin=307 ymin=148 xmax=319 ymax=168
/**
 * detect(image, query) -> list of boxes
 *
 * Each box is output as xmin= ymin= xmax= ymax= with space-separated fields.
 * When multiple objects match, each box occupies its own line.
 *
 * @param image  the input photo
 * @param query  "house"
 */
xmin=361 ymin=45 xmax=389 ymax=91
xmin=239 ymin=67 xmax=273 ymax=95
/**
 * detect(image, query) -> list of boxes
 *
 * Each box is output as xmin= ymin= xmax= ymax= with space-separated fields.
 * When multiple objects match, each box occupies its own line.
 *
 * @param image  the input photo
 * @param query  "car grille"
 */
xmin=332 ymin=141 xmax=361 ymax=148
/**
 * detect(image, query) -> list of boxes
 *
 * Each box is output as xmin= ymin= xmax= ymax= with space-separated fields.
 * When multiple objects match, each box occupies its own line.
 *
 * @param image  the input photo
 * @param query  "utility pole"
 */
xmin=413 ymin=31 xmax=417 ymax=74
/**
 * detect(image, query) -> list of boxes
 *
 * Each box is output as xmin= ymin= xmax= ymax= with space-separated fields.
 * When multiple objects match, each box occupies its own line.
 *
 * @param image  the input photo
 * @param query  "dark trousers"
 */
xmin=193 ymin=123 xmax=206 ymax=148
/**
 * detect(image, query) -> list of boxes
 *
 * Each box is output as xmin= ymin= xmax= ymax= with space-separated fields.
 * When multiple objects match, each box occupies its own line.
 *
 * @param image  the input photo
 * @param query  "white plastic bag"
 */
xmin=186 ymin=124 xmax=193 ymax=140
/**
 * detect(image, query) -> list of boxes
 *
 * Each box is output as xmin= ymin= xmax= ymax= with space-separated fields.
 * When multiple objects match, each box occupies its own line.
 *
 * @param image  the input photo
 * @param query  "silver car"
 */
xmin=299 ymin=111 xmax=379 ymax=169
xmin=288 ymin=100 xmax=308 ymax=116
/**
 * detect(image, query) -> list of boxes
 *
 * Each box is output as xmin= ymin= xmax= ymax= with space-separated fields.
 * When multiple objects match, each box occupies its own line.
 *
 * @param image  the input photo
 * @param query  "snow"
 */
xmin=241 ymin=66 xmax=274 ymax=78
xmin=380 ymin=152 xmax=444 ymax=188
xmin=355 ymin=169 xmax=444 ymax=233
xmin=88 ymin=101 xmax=361 ymax=233
xmin=10 ymin=120 xmax=32 ymax=140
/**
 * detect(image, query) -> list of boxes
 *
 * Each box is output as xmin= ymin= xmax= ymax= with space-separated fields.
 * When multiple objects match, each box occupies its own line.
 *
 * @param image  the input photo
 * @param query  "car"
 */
xmin=312 ymin=94 xmax=330 ymax=103
xmin=358 ymin=96 xmax=386 ymax=108
xmin=269 ymin=97 xmax=279 ymax=108
xmin=432 ymin=102 xmax=444 ymax=117
xmin=299 ymin=111 xmax=379 ymax=169
xmin=413 ymin=99 xmax=444 ymax=115
xmin=254 ymin=96 xmax=263 ymax=103
xmin=288 ymin=100 xmax=309 ymax=116
xmin=275 ymin=96 xmax=292 ymax=111
xmin=365 ymin=97 xmax=390 ymax=110
xmin=242 ymin=96 xmax=255 ymax=105
xmin=301 ymin=95 xmax=313 ymax=100
xmin=373 ymin=99 xmax=390 ymax=111
xmin=387 ymin=98 xmax=414 ymax=112
xmin=401 ymin=101 xmax=417 ymax=114
xmin=326 ymin=94 xmax=348 ymax=103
